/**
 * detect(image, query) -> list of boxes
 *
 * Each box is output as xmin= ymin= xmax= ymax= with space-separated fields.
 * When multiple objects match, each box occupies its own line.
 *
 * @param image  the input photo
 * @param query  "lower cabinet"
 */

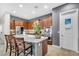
xmin=42 ymin=39 xmax=48 ymax=56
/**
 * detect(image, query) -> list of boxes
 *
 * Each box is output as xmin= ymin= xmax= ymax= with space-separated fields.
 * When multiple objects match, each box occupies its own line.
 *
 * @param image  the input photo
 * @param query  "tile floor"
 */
xmin=0 ymin=39 xmax=79 ymax=56
xmin=46 ymin=45 xmax=79 ymax=56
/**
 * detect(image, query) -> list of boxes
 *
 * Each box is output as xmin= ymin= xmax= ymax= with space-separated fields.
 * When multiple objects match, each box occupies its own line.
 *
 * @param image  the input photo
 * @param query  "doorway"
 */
xmin=60 ymin=9 xmax=78 ymax=52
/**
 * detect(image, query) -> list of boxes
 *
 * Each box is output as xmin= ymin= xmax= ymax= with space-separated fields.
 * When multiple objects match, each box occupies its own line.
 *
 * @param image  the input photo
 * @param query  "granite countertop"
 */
xmin=14 ymin=34 xmax=48 ymax=43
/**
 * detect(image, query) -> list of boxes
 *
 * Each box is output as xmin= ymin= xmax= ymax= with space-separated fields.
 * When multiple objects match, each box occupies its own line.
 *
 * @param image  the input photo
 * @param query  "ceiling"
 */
xmin=0 ymin=3 xmax=65 ymax=20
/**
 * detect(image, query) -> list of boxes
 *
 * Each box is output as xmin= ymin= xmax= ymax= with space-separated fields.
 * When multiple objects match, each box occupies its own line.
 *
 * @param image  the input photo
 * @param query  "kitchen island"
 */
xmin=14 ymin=34 xmax=48 ymax=56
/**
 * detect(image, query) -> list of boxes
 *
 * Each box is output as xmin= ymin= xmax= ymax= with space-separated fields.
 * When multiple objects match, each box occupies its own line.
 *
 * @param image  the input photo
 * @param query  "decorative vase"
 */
xmin=35 ymin=34 xmax=41 ymax=39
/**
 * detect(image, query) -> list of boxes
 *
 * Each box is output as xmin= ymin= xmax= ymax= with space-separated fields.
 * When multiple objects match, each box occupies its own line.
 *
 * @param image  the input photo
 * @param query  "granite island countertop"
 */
xmin=14 ymin=34 xmax=48 ymax=43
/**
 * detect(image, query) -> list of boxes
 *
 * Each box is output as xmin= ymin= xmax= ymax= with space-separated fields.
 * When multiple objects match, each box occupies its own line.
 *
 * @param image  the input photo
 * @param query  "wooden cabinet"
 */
xmin=10 ymin=20 xmax=33 ymax=30
xmin=10 ymin=15 xmax=52 ymax=30
xmin=42 ymin=16 xmax=52 ymax=28
xmin=23 ymin=22 xmax=33 ymax=29
xmin=46 ymin=16 xmax=52 ymax=27
xmin=42 ymin=39 xmax=48 ymax=56
xmin=23 ymin=22 xmax=28 ymax=29
xmin=40 ymin=20 xmax=44 ymax=29
xmin=27 ymin=22 xmax=33 ymax=29
xmin=15 ymin=20 xmax=23 ymax=26
xmin=10 ymin=20 xmax=24 ymax=30
xmin=34 ymin=15 xmax=52 ymax=29
xmin=10 ymin=20 xmax=15 ymax=29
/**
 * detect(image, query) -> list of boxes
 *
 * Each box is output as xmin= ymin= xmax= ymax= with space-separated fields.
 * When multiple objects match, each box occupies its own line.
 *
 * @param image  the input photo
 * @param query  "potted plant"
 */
xmin=33 ymin=20 xmax=41 ymax=39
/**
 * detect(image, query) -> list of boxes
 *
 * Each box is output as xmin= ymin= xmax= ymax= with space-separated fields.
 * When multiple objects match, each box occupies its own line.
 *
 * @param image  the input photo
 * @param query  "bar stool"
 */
xmin=15 ymin=38 xmax=32 ymax=56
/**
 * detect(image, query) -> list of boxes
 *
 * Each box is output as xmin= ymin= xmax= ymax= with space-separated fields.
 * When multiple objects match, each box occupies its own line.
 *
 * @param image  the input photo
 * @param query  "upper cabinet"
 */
xmin=28 ymin=22 xmax=33 ymax=29
xmin=23 ymin=22 xmax=33 ymax=29
xmin=32 ymin=15 xmax=52 ymax=29
xmin=10 ymin=14 xmax=52 ymax=30
xmin=10 ymin=20 xmax=33 ymax=30
xmin=10 ymin=20 xmax=15 ymax=29
xmin=10 ymin=19 xmax=24 ymax=30
xmin=43 ymin=16 xmax=52 ymax=27
xmin=15 ymin=20 xmax=24 ymax=26
xmin=23 ymin=22 xmax=28 ymax=29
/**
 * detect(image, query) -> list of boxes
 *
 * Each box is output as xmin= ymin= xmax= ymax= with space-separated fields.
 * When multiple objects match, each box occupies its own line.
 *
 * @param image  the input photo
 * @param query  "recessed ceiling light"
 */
xmin=13 ymin=11 xmax=16 ymax=14
xmin=44 ymin=5 xmax=48 ymax=9
xmin=19 ymin=4 xmax=23 ymax=7
xmin=32 ymin=11 xmax=36 ymax=14
xmin=34 ymin=6 xmax=38 ymax=8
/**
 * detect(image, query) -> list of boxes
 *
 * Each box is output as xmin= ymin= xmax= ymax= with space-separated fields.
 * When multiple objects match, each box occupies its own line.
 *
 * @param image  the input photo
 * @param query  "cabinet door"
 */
xmin=40 ymin=20 xmax=44 ymax=29
xmin=47 ymin=16 xmax=52 ymax=26
xmin=23 ymin=22 xmax=28 ymax=29
xmin=42 ymin=40 xmax=48 ymax=56
xmin=28 ymin=22 xmax=33 ymax=29
xmin=10 ymin=20 xmax=15 ymax=29
xmin=15 ymin=20 xmax=23 ymax=26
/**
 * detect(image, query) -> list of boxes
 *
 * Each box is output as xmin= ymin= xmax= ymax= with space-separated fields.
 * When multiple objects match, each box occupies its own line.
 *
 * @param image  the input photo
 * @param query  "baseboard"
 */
xmin=52 ymin=45 xmax=61 ymax=48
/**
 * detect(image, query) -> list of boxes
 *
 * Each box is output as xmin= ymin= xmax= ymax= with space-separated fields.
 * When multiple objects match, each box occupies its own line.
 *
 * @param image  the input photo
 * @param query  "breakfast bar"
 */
xmin=14 ymin=35 xmax=48 ymax=56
